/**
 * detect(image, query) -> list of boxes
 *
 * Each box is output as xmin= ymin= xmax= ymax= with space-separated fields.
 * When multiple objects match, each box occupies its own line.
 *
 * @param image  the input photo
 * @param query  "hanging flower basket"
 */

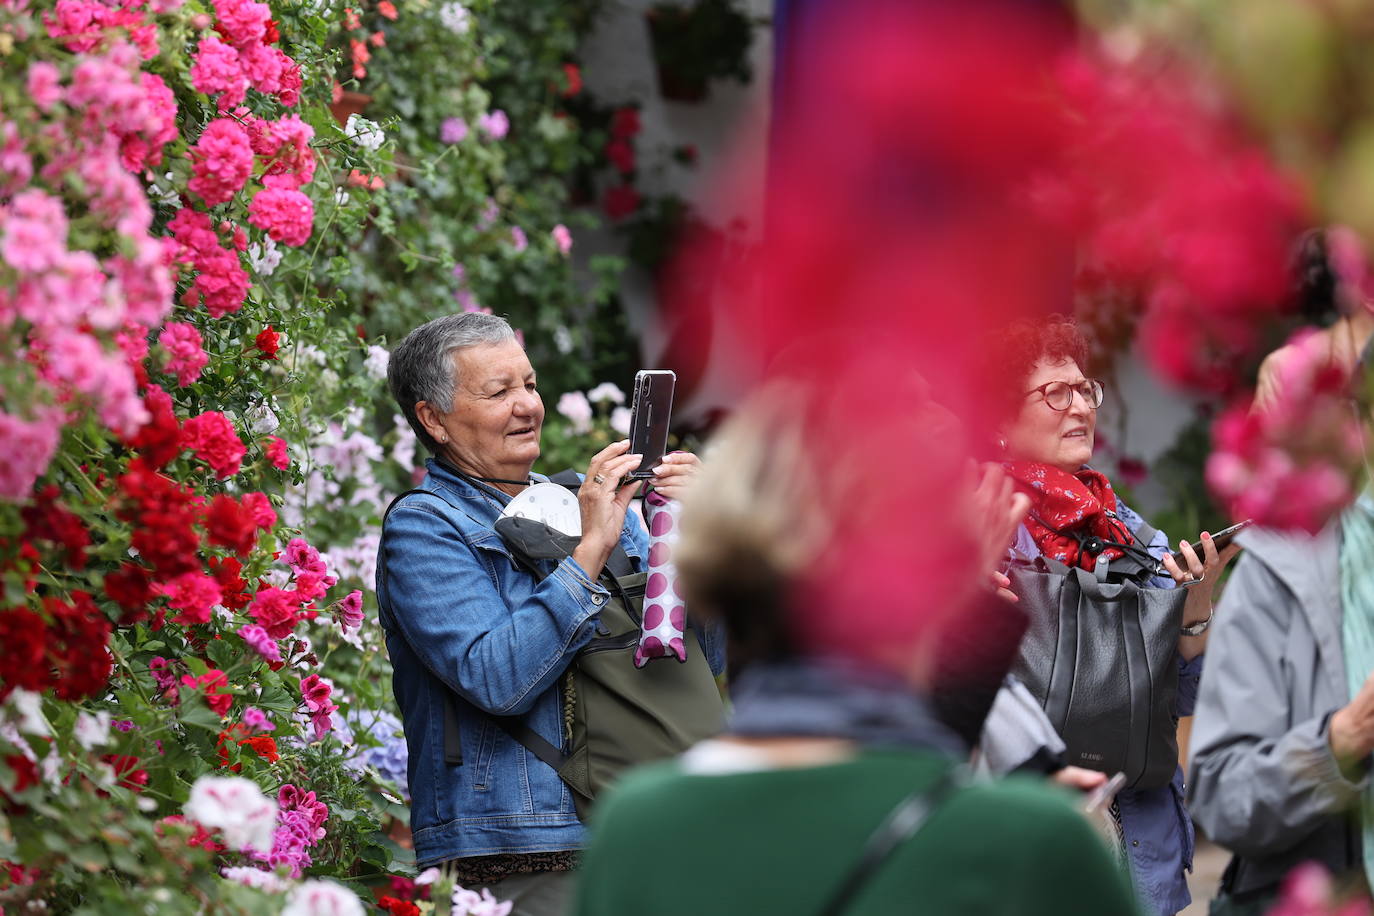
xmin=644 ymin=0 xmax=755 ymax=104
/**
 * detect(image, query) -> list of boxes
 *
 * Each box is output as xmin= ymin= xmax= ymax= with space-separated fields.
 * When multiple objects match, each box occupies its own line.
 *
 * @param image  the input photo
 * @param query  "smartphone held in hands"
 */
xmin=627 ymin=370 xmax=676 ymax=480
xmin=1155 ymin=519 xmax=1253 ymax=577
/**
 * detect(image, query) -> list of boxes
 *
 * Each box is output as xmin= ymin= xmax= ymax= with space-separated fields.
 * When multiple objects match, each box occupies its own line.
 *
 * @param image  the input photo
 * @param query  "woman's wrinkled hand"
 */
xmin=572 ymin=440 xmax=642 ymax=581
xmin=649 ymin=451 xmax=700 ymax=502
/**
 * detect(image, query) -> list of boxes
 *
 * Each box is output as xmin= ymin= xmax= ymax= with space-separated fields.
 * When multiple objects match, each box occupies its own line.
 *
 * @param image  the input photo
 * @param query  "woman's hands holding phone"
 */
xmin=1161 ymin=531 xmax=1243 ymax=659
xmin=572 ymin=440 xmax=643 ymax=581
xmin=649 ymin=451 xmax=701 ymax=502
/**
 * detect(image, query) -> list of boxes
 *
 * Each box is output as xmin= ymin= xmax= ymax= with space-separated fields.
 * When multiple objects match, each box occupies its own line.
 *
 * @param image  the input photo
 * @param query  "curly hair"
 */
xmin=982 ymin=314 xmax=1089 ymax=428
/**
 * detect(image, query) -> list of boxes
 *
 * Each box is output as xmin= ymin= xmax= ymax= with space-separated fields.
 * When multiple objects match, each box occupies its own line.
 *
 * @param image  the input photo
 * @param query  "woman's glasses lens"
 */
xmin=1044 ymin=380 xmax=1104 ymax=411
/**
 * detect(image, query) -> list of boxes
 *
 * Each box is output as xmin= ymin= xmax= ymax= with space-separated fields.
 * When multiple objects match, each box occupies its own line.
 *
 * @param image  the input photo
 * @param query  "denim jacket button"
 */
xmin=591 ymin=593 xmax=606 ymax=606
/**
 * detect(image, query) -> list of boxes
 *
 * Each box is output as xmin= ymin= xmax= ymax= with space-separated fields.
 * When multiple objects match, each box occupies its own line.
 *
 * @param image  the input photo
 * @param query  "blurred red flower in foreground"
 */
xmin=1206 ymin=330 xmax=1365 ymax=533
xmin=662 ymin=0 xmax=1312 ymax=665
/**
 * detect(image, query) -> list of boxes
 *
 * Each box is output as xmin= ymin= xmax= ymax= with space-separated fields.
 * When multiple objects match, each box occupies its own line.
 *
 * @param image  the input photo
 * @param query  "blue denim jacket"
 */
xmin=1011 ymin=501 xmax=1199 ymax=916
xmin=376 ymin=459 xmax=726 ymax=867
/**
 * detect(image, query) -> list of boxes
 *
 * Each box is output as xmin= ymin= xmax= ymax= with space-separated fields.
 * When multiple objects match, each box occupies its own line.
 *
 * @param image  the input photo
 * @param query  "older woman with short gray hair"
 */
xmin=376 ymin=312 xmax=717 ymax=916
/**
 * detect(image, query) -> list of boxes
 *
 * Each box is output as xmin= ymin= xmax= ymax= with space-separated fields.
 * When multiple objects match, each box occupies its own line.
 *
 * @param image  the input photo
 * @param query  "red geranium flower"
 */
xmin=216 ymin=725 xmax=280 ymax=771
xmin=21 ymin=486 xmax=91 ymax=570
xmin=126 ymin=385 xmax=183 ymax=470
xmin=379 ymin=897 xmax=421 ymax=916
xmin=205 ymin=493 xmax=261 ymax=555
xmin=605 ymin=138 xmax=634 ymax=175
xmin=0 ymin=607 xmax=50 ymax=700
xmin=181 ymin=411 xmax=247 ymax=479
xmin=102 ymin=754 xmax=149 ymax=791
xmin=181 ymin=669 xmax=232 ymax=716
xmin=254 ymin=325 xmax=280 ymax=359
xmin=609 ymin=106 xmax=640 ymax=140
xmin=209 ymin=556 xmax=251 ymax=610
xmin=45 ymin=592 xmax=113 ymax=702
xmin=603 ymin=184 xmax=641 ymax=221
xmin=560 ymin=62 xmax=582 ymax=97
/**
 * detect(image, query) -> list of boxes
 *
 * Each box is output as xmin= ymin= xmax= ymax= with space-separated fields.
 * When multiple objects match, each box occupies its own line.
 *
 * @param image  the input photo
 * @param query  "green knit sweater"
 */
xmin=574 ymin=748 xmax=1141 ymax=916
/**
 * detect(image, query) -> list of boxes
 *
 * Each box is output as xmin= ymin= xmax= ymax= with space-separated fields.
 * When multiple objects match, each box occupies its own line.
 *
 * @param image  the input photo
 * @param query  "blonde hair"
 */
xmin=675 ymin=389 xmax=827 ymax=664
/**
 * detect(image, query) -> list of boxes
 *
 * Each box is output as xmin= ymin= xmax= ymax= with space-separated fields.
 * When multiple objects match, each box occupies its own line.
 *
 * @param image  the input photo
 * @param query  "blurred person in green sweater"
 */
xmin=572 ymin=389 xmax=1141 ymax=916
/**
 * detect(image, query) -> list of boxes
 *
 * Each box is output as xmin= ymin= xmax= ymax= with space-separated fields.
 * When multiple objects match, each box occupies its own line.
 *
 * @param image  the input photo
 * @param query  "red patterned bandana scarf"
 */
xmin=1003 ymin=462 xmax=1133 ymax=570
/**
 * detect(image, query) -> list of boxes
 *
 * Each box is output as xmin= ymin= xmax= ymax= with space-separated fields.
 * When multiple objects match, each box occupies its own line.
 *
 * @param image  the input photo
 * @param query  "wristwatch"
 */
xmin=1180 ymin=609 xmax=1214 ymax=637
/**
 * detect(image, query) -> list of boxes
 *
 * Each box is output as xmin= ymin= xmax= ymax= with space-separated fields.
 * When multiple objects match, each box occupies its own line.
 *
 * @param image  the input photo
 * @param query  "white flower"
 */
xmin=363 ymin=345 xmax=390 ymax=381
xmin=74 ymin=710 xmax=112 ymax=750
xmin=146 ymin=171 xmax=179 ymax=207
xmin=222 ymin=866 xmax=292 ymax=893
xmin=5 ymin=689 xmax=49 ymax=736
xmin=334 ymin=188 xmax=350 ymax=207
xmin=414 ymin=868 xmax=441 ymax=886
xmin=184 ymin=776 xmax=279 ymax=852
xmin=247 ymin=402 xmax=281 ymax=435
xmin=393 ymin=413 xmax=417 ymax=470
xmin=452 ymin=886 xmax=512 ymax=916
xmin=587 ymin=382 xmax=625 ymax=404
xmin=553 ymin=325 xmax=573 ymax=354
xmin=344 ymin=114 xmax=385 ymax=152
xmin=610 ymin=406 xmax=632 ymax=436
xmin=438 ymin=1 xmax=470 ymax=33
xmin=247 ymin=239 xmax=282 ymax=277
xmin=281 ymin=879 xmax=365 ymax=916
xmin=556 ymin=391 xmax=593 ymax=434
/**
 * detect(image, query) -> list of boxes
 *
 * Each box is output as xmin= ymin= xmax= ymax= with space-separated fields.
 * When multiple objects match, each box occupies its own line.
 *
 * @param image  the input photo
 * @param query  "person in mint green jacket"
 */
xmin=573 ymin=394 xmax=1141 ymax=916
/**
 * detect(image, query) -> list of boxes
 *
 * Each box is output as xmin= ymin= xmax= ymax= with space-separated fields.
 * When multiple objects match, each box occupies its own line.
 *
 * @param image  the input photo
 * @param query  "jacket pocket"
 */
xmin=467 ymin=532 xmax=518 ymax=587
xmin=471 ymin=718 xmax=495 ymax=791
xmin=1172 ymin=776 xmax=1196 ymax=872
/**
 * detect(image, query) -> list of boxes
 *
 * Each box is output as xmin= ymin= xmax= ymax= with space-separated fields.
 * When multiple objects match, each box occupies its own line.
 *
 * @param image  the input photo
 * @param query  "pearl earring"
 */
xmin=440 ymin=435 xmax=448 ymax=443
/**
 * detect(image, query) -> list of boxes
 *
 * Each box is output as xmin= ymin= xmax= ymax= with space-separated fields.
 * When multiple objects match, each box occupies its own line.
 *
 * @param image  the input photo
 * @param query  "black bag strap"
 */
xmin=815 ymin=765 xmax=966 ymax=916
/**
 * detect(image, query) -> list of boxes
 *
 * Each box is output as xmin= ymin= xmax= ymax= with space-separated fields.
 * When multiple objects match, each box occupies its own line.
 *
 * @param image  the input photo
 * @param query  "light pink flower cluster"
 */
xmin=1266 ymin=862 xmax=1371 ymax=916
xmin=45 ymin=0 xmax=159 ymax=58
xmin=0 ymin=409 xmax=63 ymax=501
xmin=251 ymin=784 xmax=329 ymax=878
xmin=188 ymin=118 xmax=254 ymax=206
xmin=63 ymin=42 xmax=179 ymax=173
xmin=1206 ymin=331 xmax=1365 ymax=533
xmin=158 ymin=322 xmax=209 ymax=386
xmin=299 ymin=674 xmax=336 ymax=741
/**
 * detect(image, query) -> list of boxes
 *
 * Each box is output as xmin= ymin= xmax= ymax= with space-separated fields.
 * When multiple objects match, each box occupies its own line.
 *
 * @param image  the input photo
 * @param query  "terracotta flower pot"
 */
xmin=330 ymin=89 xmax=372 ymax=127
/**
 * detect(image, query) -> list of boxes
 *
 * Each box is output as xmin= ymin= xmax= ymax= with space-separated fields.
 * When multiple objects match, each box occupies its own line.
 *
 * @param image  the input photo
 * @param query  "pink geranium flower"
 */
xmin=188 ymin=118 xmax=254 ymax=206
xmin=159 ymin=322 xmax=209 ymax=386
xmin=247 ymin=187 xmax=313 ymax=247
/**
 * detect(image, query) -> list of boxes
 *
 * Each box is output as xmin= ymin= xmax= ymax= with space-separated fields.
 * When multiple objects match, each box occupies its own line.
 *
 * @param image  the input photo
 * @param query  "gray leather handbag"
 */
xmin=1008 ymin=555 xmax=1187 ymax=790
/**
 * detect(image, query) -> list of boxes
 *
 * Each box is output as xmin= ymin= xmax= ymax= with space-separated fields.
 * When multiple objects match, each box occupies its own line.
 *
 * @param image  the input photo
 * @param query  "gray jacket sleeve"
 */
xmin=1186 ymin=553 xmax=1365 ymax=857
xmin=977 ymin=677 xmax=1066 ymax=776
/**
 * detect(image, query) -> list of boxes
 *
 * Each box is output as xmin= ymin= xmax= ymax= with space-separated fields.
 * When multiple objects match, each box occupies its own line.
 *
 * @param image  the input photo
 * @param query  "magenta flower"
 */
xmin=241 ymin=707 xmax=275 ymax=732
xmin=478 ymin=110 xmax=509 ymax=140
xmin=441 ymin=116 xmax=468 ymax=144
xmin=237 ymin=624 xmax=282 ymax=663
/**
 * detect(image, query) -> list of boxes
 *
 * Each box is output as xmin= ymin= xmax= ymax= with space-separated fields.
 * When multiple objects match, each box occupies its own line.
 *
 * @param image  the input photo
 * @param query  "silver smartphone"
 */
xmin=627 ymin=369 xmax=676 ymax=480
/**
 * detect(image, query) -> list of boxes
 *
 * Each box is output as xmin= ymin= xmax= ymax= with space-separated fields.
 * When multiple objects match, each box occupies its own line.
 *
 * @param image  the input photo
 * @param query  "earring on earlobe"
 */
xmin=440 ymin=435 xmax=448 ymax=443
